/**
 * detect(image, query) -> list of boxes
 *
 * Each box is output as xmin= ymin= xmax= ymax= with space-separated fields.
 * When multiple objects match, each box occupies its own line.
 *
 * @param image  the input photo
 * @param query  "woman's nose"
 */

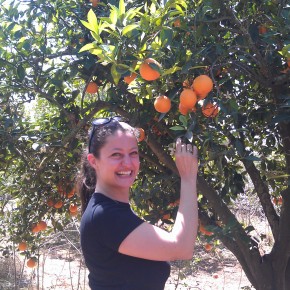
xmin=122 ymin=155 xmax=132 ymax=166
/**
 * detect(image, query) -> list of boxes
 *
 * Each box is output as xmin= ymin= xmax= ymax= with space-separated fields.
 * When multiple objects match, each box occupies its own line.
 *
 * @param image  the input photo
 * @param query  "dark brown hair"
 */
xmin=75 ymin=121 xmax=137 ymax=214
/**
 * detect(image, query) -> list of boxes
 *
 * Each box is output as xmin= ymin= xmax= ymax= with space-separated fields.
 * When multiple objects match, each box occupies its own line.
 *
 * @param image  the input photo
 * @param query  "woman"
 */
xmin=76 ymin=116 xmax=198 ymax=290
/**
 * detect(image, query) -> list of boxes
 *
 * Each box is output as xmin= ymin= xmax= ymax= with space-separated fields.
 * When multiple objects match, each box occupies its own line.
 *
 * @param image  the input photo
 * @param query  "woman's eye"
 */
xmin=130 ymin=151 xmax=139 ymax=157
xmin=112 ymin=153 xmax=122 ymax=157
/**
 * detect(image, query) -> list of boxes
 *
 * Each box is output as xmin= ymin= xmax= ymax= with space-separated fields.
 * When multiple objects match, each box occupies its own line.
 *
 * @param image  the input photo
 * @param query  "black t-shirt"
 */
xmin=80 ymin=192 xmax=171 ymax=290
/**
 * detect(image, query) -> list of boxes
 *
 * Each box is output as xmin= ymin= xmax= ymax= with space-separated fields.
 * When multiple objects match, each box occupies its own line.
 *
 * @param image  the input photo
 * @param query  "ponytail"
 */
xmin=75 ymin=150 xmax=96 ymax=214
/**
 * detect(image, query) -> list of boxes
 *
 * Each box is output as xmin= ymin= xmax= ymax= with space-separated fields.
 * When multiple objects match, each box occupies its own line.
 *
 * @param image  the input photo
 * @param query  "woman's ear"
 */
xmin=87 ymin=153 xmax=98 ymax=168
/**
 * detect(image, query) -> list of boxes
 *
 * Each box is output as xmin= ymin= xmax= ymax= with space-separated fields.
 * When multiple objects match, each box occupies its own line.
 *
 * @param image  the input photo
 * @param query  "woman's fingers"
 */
xmin=175 ymin=139 xmax=197 ymax=156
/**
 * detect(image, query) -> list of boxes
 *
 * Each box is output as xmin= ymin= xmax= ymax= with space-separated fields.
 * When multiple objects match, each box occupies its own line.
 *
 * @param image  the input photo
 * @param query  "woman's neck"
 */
xmin=94 ymin=185 xmax=130 ymax=203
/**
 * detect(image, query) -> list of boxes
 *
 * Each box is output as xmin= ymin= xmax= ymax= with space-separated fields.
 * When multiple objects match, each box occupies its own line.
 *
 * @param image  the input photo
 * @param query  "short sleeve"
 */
xmin=94 ymin=202 xmax=144 ymax=251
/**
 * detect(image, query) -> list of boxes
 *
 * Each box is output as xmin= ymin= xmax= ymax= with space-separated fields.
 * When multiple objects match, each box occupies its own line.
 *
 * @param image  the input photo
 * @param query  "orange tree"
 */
xmin=0 ymin=0 xmax=290 ymax=289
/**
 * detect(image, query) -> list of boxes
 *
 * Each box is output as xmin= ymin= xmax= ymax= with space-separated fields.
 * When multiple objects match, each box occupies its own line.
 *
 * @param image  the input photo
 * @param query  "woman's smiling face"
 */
xmin=92 ymin=129 xmax=140 ymax=194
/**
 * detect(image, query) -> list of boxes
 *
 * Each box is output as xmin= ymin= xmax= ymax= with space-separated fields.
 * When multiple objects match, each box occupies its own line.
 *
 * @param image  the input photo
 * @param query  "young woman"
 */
xmin=76 ymin=116 xmax=199 ymax=290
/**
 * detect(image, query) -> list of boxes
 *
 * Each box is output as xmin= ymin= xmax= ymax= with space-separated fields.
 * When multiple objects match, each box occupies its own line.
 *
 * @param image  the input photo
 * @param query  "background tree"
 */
xmin=0 ymin=0 xmax=290 ymax=289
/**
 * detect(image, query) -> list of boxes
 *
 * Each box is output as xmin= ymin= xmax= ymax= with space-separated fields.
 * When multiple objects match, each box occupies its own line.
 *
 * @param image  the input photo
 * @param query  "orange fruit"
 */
xmin=69 ymin=204 xmax=78 ymax=213
xmin=136 ymin=128 xmax=145 ymax=142
xmin=90 ymin=0 xmax=99 ymax=7
xmin=139 ymin=58 xmax=161 ymax=81
xmin=199 ymin=223 xmax=214 ymax=236
xmin=179 ymin=103 xmax=196 ymax=115
xmin=192 ymin=75 xmax=213 ymax=98
xmin=124 ymin=72 xmax=137 ymax=84
xmin=54 ymin=200 xmax=63 ymax=209
xmin=173 ymin=19 xmax=181 ymax=27
xmin=67 ymin=188 xmax=75 ymax=198
xmin=162 ymin=213 xmax=171 ymax=220
xmin=180 ymin=89 xmax=197 ymax=109
xmin=27 ymin=258 xmax=37 ymax=268
xmin=37 ymin=221 xmax=47 ymax=231
xmin=258 ymin=25 xmax=267 ymax=34
xmin=202 ymin=102 xmax=219 ymax=118
xmin=18 ymin=242 xmax=27 ymax=251
xmin=169 ymin=199 xmax=180 ymax=207
xmin=86 ymin=82 xmax=99 ymax=94
xmin=154 ymin=95 xmax=171 ymax=113
xmin=70 ymin=210 xmax=79 ymax=217
xmin=31 ymin=223 xmax=40 ymax=234
xmin=46 ymin=198 xmax=54 ymax=207
xmin=204 ymin=243 xmax=213 ymax=251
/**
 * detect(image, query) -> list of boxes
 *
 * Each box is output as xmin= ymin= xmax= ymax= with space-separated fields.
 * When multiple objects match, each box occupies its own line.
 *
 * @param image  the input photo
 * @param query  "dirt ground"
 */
xmin=19 ymin=242 xmax=254 ymax=290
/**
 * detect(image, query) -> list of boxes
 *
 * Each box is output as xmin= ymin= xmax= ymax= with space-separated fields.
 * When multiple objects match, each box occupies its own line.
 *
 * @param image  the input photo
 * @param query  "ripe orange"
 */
xmin=31 ymin=223 xmax=40 ymax=234
xmin=180 ymin=89 xmax=197 ymax=109
xmin=37 ymin=221 xmax=47 ymax=231
xmin=173 ymin=19 xmax=181 ymax=27
xmin=169 ymin=199 xmax=180 ymax=207
xmin=199 ymin=223 xmax=214 ymax=236
xmin=67 ymin=188 xmax=75 ymax=198
xmin=179 ymin=103 xmax=196 ymax=115
xmin=86 ymin=82 xmax=99 ymax=94
xmin=192 ymin=75 xmax=213 ymax=98
xmin=258 ymin=25 xmax=267 ymax=34
xmin=54 ymin=200 xmax=63 ymax=209
xmin=124 ymin=72 xmax=137 ymax=84
xmin=90 ymin=0 xmax=99 ymax=7
xmin=139 ymin=58 xmax=161 ymax=81
xmin=136 ymin=128 xmax=145 ymax=142
xmin=46 ymin=198 xmax=54 ymax=207
xmin=202 ymin=102 xmax=219 ymax=118
xmin=27 ymin=258 xmax=37 ymax=268
xmin=18 ymin=242 xmax=27 ymax=251
xmin=154 ymin=95 xmax=171 ymax=113
xmin=70 ymin=210 xmax=79 ymax=217
xmin=204 ymin=243 xmax=213 ymax=251
xmin=69 ymin=204 xmax=78 ymax=213
xmin=162 ymin=213 xmax=171 ymax=220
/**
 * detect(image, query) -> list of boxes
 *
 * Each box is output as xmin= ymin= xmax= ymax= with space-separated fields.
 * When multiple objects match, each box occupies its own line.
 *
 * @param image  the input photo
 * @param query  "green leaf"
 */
xmin=111 ymin=64 xmax=121 ymax=85
xmin=90 ymin=48 xmax=104 ymax=58
xmin=79 ymin=43 xmax=96 ymax=53
xmin=80 ymin=20 xmax=94 ymax=31
xmin=110 ymin=7 xmax=118 ymax=25
xmin=160 ymin=27 xmax=173 ymax=46
xmin=119 ymin=0 xmax=125 ymax=15
xmin=179 ymin=115 xmax=187 ymax=127
xmin=16 ymin=65 xmax=25 ymax=82
xmin=87 ymin=9 xmax=98 ymax=32
xmin=170 ymin=125 xmax=185 ymax=131
xmin=122 ymin=24 xmax=139 ymax=36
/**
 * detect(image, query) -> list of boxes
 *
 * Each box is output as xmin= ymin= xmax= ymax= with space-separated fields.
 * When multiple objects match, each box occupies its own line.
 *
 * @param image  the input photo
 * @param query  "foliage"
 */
xmin=1 ymin=0 xmax=290 ymax=289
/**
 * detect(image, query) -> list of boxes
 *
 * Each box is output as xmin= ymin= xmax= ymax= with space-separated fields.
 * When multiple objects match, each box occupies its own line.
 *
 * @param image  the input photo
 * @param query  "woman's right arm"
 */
xmin=118 ymin=138 xmax=198 ymax=261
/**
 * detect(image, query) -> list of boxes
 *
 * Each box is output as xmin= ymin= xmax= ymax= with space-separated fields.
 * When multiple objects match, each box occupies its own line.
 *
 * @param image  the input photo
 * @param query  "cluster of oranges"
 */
xmin=18 ymin=242 xmax=37 ymax=268
xmin=153 ymin=74 xmax=219 ymax=118
xmin=128 ymin=57 xmax=219 ymax=118
xmin=31 ymin=220 xmax=47 ymax=234
xmin=46 ymin=183 xmax=79 ymax=216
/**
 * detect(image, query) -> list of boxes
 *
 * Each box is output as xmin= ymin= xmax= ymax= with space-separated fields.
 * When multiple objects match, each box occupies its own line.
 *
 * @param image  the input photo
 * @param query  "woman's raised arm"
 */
xmin=118 ymin=138 xmax=198 ymax=261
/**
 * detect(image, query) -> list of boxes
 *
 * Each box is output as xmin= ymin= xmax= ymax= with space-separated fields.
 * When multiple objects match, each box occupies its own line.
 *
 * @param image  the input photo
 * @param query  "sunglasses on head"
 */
xmin=88 ymin=116 xmax=127 ymax=153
